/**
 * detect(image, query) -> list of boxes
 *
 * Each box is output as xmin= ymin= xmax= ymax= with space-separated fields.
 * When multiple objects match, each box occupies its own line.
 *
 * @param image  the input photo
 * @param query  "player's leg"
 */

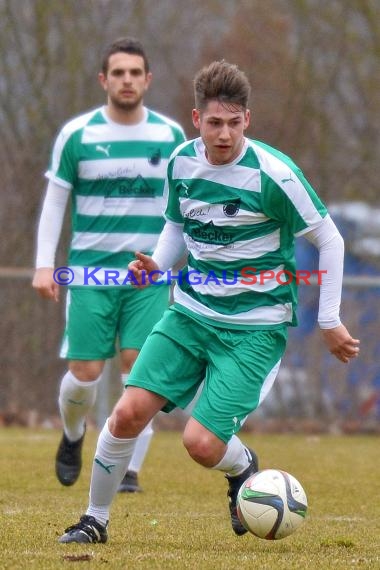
xmin=117 ymin=285 xmax=170 ymax=493
xmin=126 ymin=419 xmax=154 ymax=475
xmin=117 ymin=415 xmax=154 ymax=492
xmin=59 ymin=386 xmax=167 ymax=543
xmin=183 ymin=416 xmax=258 ymax=536
xmin=182 ymin=326 xmax=288 ymax=535
xmin=56 ymin=289 xmax=119 ymax=486
xmin=59 ymin=310 xmax=206 ymax=544
xmin=56 ymin=362 xmax=104 ymax=486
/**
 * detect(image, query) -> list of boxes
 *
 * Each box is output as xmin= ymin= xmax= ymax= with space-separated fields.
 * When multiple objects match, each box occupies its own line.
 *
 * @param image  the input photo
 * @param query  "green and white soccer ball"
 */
xmin=237 ymin=469 xmax=308 ymax=540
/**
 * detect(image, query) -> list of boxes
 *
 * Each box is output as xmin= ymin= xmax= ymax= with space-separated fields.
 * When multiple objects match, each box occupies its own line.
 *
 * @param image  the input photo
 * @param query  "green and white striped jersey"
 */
xmin=46 ymin=106 xmax=185 ymax=285
xmin=165 ymin=137 xmax=328 ymax=330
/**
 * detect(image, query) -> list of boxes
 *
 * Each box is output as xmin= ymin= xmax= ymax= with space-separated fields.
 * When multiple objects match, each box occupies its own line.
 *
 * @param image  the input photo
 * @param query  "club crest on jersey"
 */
xmin=223 ymin=199 xmax=240 ymax=217
xmin=148 ymin=149 xmax=161 ymax=166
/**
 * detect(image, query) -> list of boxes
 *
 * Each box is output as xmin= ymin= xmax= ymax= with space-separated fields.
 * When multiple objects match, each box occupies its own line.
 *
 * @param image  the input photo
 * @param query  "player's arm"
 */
xmin=303 ymin=216 xmax=360 ymax=363
xmin=129 ymin=220 xmax=186 ymax=287
xmin=32 ymin=180 xmax=70 ymax=302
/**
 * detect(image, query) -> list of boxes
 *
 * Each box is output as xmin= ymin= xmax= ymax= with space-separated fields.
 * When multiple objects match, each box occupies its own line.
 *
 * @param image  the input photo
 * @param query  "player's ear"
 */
xmin=145 ymin=71 xmax=153 ymax=91
xmin=98 ymin=72 xmax=107 ymax=92
xmin=192 ymin=109 xmax=200 ymax=129
xmin=244 ymin=109 xmax=250 ymax=129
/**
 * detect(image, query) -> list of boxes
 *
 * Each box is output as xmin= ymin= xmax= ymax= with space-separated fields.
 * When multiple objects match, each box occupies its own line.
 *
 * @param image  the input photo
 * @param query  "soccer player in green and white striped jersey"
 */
xmin=32 ymin=38 xmax=185 ymax=493
xmin=59 ymin=60 xmax=359 ymax=544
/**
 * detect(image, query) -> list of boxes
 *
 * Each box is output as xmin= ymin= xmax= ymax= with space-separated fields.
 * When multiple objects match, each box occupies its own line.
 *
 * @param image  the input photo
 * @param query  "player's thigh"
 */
xmin=128 ymin=309 xmax=207 ymax=411
xmin=60 ymin=288 xmax=119 ymax=360
xmin=118 ymin=285 xmax=170 ymax=350
xmin=192 ymin=328 xmax=288 ymax=443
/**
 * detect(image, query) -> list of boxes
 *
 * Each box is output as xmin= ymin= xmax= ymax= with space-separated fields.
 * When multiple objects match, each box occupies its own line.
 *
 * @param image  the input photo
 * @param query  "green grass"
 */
xmin=0 ymin=428 xmax=379 ymax=569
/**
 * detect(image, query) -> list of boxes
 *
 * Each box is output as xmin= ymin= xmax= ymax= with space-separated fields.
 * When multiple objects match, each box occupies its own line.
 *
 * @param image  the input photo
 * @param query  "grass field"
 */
xmin=1 ymin=428 xmax=379 ymax=569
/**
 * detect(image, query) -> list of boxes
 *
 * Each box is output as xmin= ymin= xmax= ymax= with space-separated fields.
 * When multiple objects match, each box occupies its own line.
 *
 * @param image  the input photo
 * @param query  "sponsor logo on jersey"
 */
xmin=104 ymin=176 xmax=155 ymax=198
xmin=191 ymin=221 xmax=233 ymax=244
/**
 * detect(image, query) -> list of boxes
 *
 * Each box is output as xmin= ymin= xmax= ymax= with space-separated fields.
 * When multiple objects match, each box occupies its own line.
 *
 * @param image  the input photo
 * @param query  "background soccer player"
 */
xmin=32 ymin=37 xmax=185 ymax=493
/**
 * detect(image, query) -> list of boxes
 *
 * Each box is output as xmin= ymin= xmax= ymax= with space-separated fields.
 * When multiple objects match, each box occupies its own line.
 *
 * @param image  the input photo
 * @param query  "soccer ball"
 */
xmin=237 ymin=469 xmax=307 ymax=540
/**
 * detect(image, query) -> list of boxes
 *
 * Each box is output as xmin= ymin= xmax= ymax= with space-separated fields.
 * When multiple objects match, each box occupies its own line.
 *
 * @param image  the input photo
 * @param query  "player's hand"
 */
xmin=321 ymin=324 xmax=360 ymax=363
xmin=128 ymin=252 xmax=159 ymax=288
xmin=32 ymin=267 xmax=60 ymax=302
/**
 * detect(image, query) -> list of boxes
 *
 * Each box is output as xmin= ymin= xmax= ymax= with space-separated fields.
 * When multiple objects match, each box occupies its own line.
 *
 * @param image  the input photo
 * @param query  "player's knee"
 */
xmin=182 ymin=429 xmax=214 ymax=465
xmin=69 ymin=360 xmax=104 ymax=381
xmin=120 ymin=348 xmax=139 ymax=373
xmin=110 ymin=400 xmax=146 ymax=437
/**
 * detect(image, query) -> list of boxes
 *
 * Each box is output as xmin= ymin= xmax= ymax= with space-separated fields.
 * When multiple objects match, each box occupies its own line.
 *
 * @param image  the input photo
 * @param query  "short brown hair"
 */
xmin=193 ymin=60 xmax=251 ymax=110
xmin=101 ymin=37 xmax=150 ymax=75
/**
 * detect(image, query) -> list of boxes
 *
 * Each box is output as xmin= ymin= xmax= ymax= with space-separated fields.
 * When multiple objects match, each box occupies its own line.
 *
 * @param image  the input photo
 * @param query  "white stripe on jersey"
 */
xmin=82 ymin=121 xmax=179 ymax=144
xmin=78 ymin=157 xmax=169 ymax=180
xmin=76 ymin=195 xmax=166 ymax=217
xmin=185 ymin=264 xmax=285 ymax=295
xmin=180 ymin=198 xmax=269 ymax=226
xmin=71 ymin=231 xmax=158 ymax=253
xmin=185 ymin=229 xmax=281 ymax=261
xmin=173 ymin=286 xmax=293 ymax=326
xmin=172 ymin=155 xmax=261 ymax=192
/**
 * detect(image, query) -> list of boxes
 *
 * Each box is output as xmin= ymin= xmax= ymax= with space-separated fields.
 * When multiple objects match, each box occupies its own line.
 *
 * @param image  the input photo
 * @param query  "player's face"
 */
xmin=192 ymin=100 xmax=250 ymax=165
xmin=99 ymin=52 xmax=152 ymax=112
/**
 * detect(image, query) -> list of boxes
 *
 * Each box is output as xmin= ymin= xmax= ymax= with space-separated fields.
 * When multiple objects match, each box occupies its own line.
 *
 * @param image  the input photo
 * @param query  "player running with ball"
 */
xmin=59 ymin=59 xmax=359 ymax=544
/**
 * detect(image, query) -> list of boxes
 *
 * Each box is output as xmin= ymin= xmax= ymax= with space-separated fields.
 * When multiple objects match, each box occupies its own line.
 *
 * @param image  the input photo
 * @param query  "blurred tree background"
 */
xmin=0 ymin=0 xmax=379 ymax=428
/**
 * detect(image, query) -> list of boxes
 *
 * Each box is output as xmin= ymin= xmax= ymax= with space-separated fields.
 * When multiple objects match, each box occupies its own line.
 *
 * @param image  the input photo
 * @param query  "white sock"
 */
xmin=86 ymin=420 xmax=137 ymax=526
xmin=128 ymin=419 xmax=154 ymax=473
xmin=212 ymin=435 xmax=252 ymax=476
xmin=58 ymin=370 xmax=100 ymax=441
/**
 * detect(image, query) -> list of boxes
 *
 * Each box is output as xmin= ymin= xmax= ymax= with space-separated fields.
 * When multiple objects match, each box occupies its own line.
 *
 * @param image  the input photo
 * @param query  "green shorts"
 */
xmin=128 ymin=308 xmax=288 ymax=442
xmin=60 ymin=285 xmax=170 ymax=360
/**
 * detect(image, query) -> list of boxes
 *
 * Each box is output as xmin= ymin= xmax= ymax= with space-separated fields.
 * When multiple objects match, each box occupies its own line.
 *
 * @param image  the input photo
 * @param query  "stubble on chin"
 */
xmin=110 ymin=93 xmax=143 ymax=112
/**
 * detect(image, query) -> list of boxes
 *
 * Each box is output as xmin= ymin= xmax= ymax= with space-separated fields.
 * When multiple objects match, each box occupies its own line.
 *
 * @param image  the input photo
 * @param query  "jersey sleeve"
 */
xmin=261 ymin=162 xmax=328 ymax=236
xmin=45 ymin=127 xmax=79 ymax=189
